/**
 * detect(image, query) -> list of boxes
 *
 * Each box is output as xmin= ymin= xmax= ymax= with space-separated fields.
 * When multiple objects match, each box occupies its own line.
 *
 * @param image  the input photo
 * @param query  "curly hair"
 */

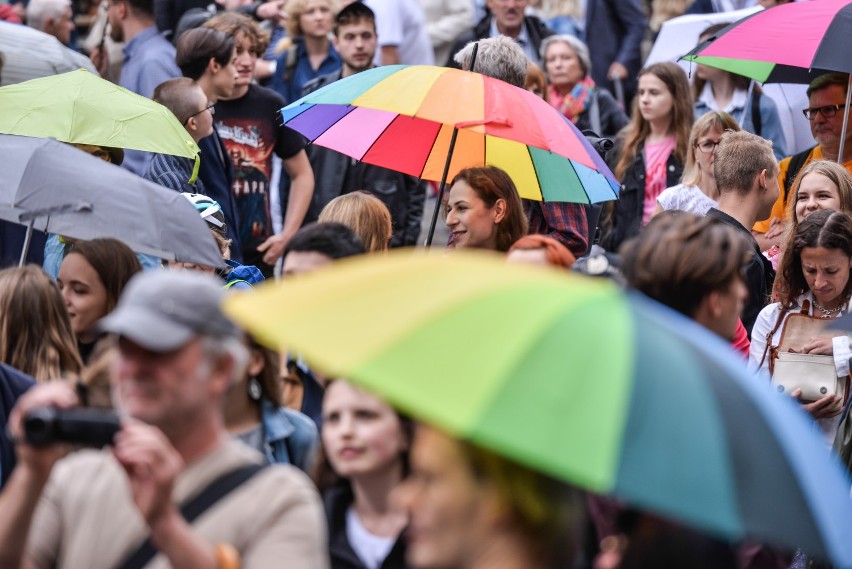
xmin=776 ymin=210 xmax=852 ymax=309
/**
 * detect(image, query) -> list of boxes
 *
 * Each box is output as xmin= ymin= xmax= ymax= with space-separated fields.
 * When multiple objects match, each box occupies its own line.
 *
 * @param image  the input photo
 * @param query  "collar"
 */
xmin=489 ymin=16 xmax=529 ymax=46
xmin=260 ymin=399 xmax=296 ymax=440
xmin=123 ymin=25 xmax=161 ymax=59
xmin=698 ymin=82 xmax=749 ymax=114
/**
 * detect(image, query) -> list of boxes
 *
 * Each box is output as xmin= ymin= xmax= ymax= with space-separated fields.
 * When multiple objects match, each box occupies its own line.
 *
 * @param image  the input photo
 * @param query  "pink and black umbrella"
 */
xmin=685 ymin=0 xmax=852 ymax=83
xmin=684 ymin=0 xmax=852 ymax=158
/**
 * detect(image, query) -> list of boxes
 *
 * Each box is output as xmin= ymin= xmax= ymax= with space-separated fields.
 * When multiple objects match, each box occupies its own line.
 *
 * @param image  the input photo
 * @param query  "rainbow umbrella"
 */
xmin=281 ymin=65 xmax=619 ymax=243
xmin=225 ymin=251 xmax=852 ymax=566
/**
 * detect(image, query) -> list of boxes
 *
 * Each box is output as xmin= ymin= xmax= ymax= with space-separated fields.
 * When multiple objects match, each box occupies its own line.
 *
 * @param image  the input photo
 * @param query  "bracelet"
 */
xmin=214 ymin=544 xmax=240 ymax=569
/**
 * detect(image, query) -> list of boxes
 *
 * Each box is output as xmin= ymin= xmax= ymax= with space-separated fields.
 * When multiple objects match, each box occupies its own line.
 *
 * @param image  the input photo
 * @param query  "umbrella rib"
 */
xmin=524 ymin=144 xmax=544 ymax=201
xmin=416 ymin=120 xmax=446 ymax=181
xmin=354 ymin=112 xmax=406 ymax=162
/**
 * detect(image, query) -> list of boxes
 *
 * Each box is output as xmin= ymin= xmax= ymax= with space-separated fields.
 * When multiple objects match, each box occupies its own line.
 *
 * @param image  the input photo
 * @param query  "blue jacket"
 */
xmin=0 ymin=364 xmax=36 ymax=488
xmin=694 ymin=91 xmax=788 ymax=161
xmin=261 ymin=400 xmax=319 ymax=472
xmin=585 ymin=0 xmax=647 ymax=103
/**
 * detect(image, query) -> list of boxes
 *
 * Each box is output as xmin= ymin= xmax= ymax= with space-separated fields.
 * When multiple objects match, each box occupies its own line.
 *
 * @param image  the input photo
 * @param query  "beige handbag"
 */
xmin=762 ymin=300 xmax=850 ymax=413
xmin=771 ymin=353 xmax=847 ymax=407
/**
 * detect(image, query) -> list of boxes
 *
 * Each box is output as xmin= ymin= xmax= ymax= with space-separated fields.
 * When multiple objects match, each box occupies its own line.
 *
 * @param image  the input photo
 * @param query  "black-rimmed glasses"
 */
xmin=184 ymin=103 xmax=215 ymax=125
xmin=802 ymin=104 xmax=846 ymax=120
xmin=695 ymin=139 xmax=720 ymax=153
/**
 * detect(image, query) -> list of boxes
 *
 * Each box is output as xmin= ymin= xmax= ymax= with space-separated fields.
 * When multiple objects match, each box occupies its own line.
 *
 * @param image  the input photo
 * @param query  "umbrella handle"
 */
xmin=18 ymin=219 xmax=34 ymax=267
xmin=838 ymin=75 xmax=852 ymax=163
xmin=425 ymin=127 xmax=459 ymax=247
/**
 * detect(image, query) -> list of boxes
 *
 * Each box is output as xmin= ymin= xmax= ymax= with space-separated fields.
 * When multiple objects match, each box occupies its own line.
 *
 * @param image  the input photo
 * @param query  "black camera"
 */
xmin=23 ymin=407 xmax=122 ymax=448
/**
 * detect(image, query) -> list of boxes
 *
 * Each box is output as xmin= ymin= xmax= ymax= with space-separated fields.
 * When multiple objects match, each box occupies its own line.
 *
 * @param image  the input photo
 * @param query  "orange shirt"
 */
xmin=753 ymin=146 xmax=852 ymax=233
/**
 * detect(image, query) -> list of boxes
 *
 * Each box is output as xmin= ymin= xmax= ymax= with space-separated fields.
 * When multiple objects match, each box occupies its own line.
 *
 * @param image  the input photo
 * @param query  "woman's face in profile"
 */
xmin=445 ymin=181 xmax=503 ymax=251
xmin=393 ymin=426 xmax=496 ymax=569
xmin=57 ymin=252 xmax=109 ymax=342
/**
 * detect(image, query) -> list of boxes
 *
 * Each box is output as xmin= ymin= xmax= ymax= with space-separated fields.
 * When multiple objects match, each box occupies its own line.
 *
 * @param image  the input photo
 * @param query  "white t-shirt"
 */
xmin=346 ymin=507 xmax=396 ymax=569
xmin=365 ymin=0 xmax=435 ymax=66
xmin=656 ymin=183 xmax=718 ymax=216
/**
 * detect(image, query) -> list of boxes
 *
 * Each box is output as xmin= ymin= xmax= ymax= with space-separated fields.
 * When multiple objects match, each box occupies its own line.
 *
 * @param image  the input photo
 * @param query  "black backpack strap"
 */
xmin=115 ymin=463 xmax=266 ymax=569
xmin=783 ymin=147 xmax=815 ymax=202
xmin=751 ymin=89 xmax=762 ymax=137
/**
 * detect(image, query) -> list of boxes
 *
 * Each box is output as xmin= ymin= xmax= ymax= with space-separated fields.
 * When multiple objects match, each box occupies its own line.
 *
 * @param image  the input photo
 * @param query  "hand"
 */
xmin=607 ymin=62 xmax=628 ymax=81
xmin=8 ymin=382 xmax=78 ymax=480
xmin=257 ymin=232 xmax=292 ymax=265
xmin=800 ymin=336 xmax=835 ymax=355
xmin=112 ymin=421 xmax=184 ymax=528
xmin=765 ymin=218 xmax=788 ymax=241
xmin=791 ymin=389 xmax=844 ymax=419
xmin=89 ymin=46 xmax=110 ymax=79
xmin=255 ymin=0 xmax=285 ymax=20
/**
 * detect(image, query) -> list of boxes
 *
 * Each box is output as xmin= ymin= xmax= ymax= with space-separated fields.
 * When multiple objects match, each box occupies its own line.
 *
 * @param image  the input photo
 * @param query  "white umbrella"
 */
xmin=646 ymin=7 xmax=814 ymax=155
xmin=0 ymin=21 xmax=97 ymax=87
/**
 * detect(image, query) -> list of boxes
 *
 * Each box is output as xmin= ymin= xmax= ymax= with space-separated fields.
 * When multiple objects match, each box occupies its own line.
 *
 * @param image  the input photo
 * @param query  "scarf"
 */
xmin=548 ymin=76 xmax=596 ymax=124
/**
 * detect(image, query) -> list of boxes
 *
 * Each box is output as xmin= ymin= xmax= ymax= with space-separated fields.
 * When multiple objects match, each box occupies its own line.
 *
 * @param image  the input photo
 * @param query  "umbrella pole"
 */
xmin=838 ymin=74 xmax=852 ymax=164
xmin=424 ymin=41 xmax=478 ymax=248
xmin=425 ymin=127 xmax=459 ymax=247
xmin=18 ymin=219 xmax=35 ymax=267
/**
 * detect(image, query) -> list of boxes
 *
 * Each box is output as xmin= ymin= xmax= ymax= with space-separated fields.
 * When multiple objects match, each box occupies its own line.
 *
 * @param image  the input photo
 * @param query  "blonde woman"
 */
xmin=319 ymin=191 xmax=394 ymax=253
xmin=0 ymin=266 xmax=82 ymax=382
xmin=270 ymin=0 xmax=340 ymax=104
xmin=653 ymin=111 xmax=740 ymax=217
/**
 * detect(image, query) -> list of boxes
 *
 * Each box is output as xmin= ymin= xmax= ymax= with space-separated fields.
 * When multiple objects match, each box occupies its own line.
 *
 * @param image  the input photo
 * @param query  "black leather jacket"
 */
xmin=446 ymin=14 xmax=554 ymax=67
xmin=601 ymin=147 xmax=683 ymax=252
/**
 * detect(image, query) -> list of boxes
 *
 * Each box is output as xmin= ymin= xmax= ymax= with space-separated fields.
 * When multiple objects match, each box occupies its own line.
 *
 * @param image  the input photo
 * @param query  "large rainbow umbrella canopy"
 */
xmin=281 ymin=65 xmax=619 ymax=204
xmin=225 ymin=251 xmax=852 ymax=566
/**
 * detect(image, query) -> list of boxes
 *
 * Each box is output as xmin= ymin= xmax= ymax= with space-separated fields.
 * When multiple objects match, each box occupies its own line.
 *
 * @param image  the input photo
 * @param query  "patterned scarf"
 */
xmin=548 ymin=76 xmax=596 ymax=124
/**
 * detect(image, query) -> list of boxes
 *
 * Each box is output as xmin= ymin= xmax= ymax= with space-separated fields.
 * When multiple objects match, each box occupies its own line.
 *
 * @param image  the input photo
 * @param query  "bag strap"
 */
xmin=589 ymin=90 xmax=602 ymax=136
xmin=784 ymin=147 xmax=815 ymax=202
xmin=750 ymin=89 xmax=762 ymax=137
xmin=758 ymin=305 xmax=789 ymax=369
xmin=115 ymin=463 xmax=266 ymax=569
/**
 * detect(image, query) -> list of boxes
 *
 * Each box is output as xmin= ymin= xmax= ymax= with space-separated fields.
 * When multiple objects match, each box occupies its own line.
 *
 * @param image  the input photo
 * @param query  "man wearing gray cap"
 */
xmin=0 ymin=270 xmax=328 ymax=569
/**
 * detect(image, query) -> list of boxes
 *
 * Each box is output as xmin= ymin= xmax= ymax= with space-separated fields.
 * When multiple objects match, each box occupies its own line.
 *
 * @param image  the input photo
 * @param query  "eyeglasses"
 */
xmin=184 ymin=103 xmax=215 ymax=125
xmin=802 ymin=104 xmax=846 ymax=120
xmin=695 ymin=139 xmax=720 ymax=153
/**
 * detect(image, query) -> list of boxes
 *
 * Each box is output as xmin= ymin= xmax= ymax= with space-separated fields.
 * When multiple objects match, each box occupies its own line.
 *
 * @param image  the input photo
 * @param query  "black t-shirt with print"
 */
xmin=214 ymin=83 xmax=305 ymax=257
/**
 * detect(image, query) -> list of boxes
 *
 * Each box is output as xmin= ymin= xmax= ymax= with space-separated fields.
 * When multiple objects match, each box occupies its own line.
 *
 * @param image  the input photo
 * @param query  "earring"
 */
xmin=247 ymin=376 xmax=262 ymax=401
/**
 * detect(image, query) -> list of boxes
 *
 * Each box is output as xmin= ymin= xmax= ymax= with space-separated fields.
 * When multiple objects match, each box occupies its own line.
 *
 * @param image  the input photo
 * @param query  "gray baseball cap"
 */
xmin=98 ymin=269 xmax=241 ymax=352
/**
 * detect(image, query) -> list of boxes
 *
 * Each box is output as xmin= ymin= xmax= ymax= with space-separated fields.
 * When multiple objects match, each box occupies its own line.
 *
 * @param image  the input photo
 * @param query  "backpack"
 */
xmin=783 ymin=147 xmax=816 ymax=202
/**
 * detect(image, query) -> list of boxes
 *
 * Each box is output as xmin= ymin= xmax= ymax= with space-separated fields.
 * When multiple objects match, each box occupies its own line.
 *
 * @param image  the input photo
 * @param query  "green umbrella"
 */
xmin=0 ymin=69 xmax=199 ymax=162
xmin=224 ymin=251 xmax=852 ymax=566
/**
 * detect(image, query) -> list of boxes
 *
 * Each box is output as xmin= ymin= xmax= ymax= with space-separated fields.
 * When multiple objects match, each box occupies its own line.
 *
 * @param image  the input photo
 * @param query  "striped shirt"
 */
xmin=143 ymin=153 xmax=205 ymax=195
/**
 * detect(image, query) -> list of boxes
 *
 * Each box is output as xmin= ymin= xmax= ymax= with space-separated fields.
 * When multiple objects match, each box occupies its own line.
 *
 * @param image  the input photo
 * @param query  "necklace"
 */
xmin=812 ymin=299 xmax=845 ymax=318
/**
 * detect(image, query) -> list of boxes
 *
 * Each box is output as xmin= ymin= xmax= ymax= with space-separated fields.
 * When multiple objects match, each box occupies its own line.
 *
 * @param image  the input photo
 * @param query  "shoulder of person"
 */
xmin=250 ymin=83 xmax=287 ymax=107
xmin=302 ymin=71 xmax=339 ymax=97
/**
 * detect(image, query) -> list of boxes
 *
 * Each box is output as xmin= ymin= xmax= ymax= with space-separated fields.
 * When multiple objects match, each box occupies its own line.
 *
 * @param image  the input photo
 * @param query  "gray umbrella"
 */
xmin=0 ymin=21 xmax=97 ymax=87
xmin=0 ymin=134 xmax=223 ymax=268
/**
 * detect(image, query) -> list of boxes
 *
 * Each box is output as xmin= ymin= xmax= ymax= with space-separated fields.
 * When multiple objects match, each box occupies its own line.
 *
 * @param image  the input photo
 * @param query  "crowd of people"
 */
xmin=2 ymin=0 xmax=852 ymax=567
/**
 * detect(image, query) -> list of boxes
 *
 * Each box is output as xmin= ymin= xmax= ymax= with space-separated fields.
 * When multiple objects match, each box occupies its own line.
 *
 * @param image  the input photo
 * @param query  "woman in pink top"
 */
xmin=601 ymin=62 xmax=694 ymax=252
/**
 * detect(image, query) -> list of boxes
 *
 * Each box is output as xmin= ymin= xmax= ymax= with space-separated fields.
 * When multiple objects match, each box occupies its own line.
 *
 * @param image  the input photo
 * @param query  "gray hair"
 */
xmin=539 ymin=34 xmax=591 ymax=77
xmin=26 ymin=0 xmax=70 ymax=32
xmin=453 ymin=36 xmax=528 ymax=88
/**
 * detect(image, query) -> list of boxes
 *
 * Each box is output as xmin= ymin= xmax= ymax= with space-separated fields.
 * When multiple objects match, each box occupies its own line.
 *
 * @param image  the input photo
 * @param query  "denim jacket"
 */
xmin=261 ymin=399 xmax=319 ymax=473
xmin=694 ymin=86 xmax=787 ymax=161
